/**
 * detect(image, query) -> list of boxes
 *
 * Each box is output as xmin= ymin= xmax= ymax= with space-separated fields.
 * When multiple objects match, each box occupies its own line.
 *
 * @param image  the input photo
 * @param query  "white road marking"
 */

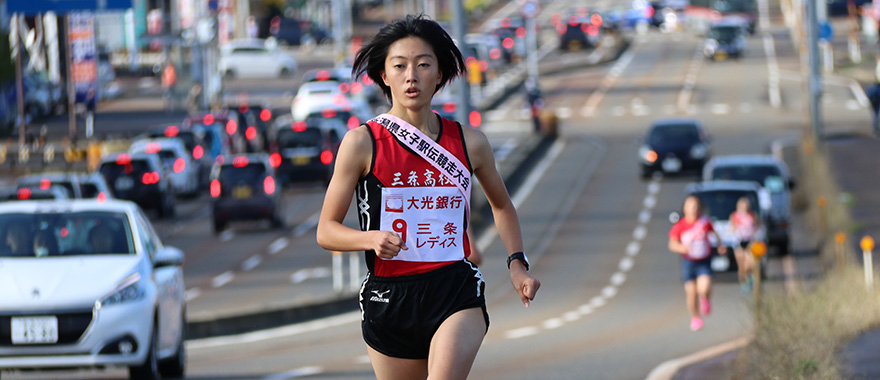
xmin=626 ymin=241 xmax=641 ymax=256
xmin=293 ymin=212 xmax=321 ymax=237
xmin=505 ymin=326 xmax=540 ymax=339
xmin=556 ymin=107 xmax=572 ymax=119
xmin=269 ymin=237 xmax=289 ymax=255
xmin=290 ymin=267 xmax=331 ymax=284
xmin=583 ymin=49 xmax=637 ymax=117
xmin=619 ymin=257 xmax=635 ymax=272
xmin=187 ymin=311 xmax=360 ymax=349
xmin=263 ymin=366 xmax=323 ymax=380
xmin=220 ymin=230 xmax=235 ymax=242
xmin=543 ymin=318 xmax=565 ymax=329
xmin=590 ymin=296 xmax=606 ymax=308
xmin=710 ymin=103 xmax=731 ymax=115
xmin=633 ymin=226 xmax=647 ymax=241
xmin=184 ymin=287 xmax=201 ymax=302
xmin=242 ymin=255 xmax=262 ymax=272
xmin=639 ymin=210 xmax=652 ymax=224
xmin=354 ymin=355 xmax=372 ymax=364
xmin=578 ymin=304 xmax=594 ymax=315
xmin=602 ymin=286 xmax=618 ymax=298
xmin=212 ymin=271 xmax=235 ymax=288
xmin=762 ymin=33 xmax=782 ymax=109
xmin=563 ymin=311 xmax=581 ymax=322
xmin=610 ymin=272 xmax=627 ymax=286
xmin=647 ymin=182 xmax=660 ymax=194
xmin=511 ymin=140 xmax=566 ymax=210
xmin=643 ymin=195 xmax=657 ymax=209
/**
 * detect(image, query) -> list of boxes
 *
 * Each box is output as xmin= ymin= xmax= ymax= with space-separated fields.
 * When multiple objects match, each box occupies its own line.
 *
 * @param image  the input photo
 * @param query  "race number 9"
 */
xmin=392 ymin=219 xmax=407 ymax=243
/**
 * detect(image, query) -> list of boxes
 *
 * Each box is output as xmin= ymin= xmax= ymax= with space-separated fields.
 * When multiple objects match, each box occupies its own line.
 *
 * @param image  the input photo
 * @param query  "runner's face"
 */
xmin=683 ymin=197 xmax=700 ymax=219
xmin=737 ymin=198 xmax=749 ymax=212
xmin=381 ymin=37 xmax=442 ymax=111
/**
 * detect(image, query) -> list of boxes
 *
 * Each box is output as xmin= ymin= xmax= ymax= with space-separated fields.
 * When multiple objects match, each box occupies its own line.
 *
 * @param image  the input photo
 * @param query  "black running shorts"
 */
xmin=359 ymin=259 xmax=489 ymax=359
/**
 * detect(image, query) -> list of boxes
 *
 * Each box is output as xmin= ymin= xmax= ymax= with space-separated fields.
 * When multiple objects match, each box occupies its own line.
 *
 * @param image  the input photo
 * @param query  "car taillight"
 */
xmin=233 ymin=156 xmax=249 ymax=167
xmin=469 ymin=111 xmax=482 ymax=128
xmin=165 ymin=125 xmax=179 ymax=137
xmin=97 ymin=192 xmax=107 ymax=203
xmin=193 ymin=145 xmax=204 ymax=160
xmin=246 ymin=126 xmax=257 ymax=141
xmin=591 ymin=14 xmax=603 ymax=27
xmin=502 ymin=38 xmax=515 ymax=49
xmin=226 ymin=120 xmax=238 ymax=135
xmin=17 ymin=188 xmax=31 ymax=200
xmin=145 ymin=142 xmax=161 ymax=154
xmin=351 ymin=82 xmax=363 ymax=94
xmin=216 ymin=155 xmax=225 ymax=165
xmin=322 ymin=108 xmax=338 ymax=118
xmin=646 ymin=150 xmax=658 ymax=163
xmin=116 ymin=153 xmax=132 ymax=165
xmin=142 ymin=172 xmax=160 ymax=185
xmin=203 ymin=114 xmax=215 ymax=125
xmin=587 ymin=25 xmax=599 ymax=37
xmin=348 ymin=116 xmax=360 ymax=130
xmin=489 ymin=48 xmax=502 ymax=60
xmin=270 ymin=153 xmax=282 ymax=168
xmin=292 ymin=121 xmax=307 ymax=132
xmin=39 ymin=179 xmax=50 ymax=190
xmin=338 ymin=82 xmax=350 ymax=93
xmin=173 ymin=158 xmax=186 ymax=173
xmin=442 ymin=102 xmax=457 ymax=114
xmin=557 ymin=24 xmax=568 ymax=34
xmin=264 ymin=176 xmax=276 ymax=195
xmin=260 ymin=109 xmax=272 ymax=122
xmin=211 ymin=179 xmax=221 ymax=198
xmin=516 ymin=26 xmax=527 ymax=38
xmin=320 ymin=150 xmax=334 ymax=165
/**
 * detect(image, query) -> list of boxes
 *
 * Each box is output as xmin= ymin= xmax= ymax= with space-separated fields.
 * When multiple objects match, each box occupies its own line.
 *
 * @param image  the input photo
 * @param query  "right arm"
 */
xmin=668 ymin=237 xmax=688 ymax=255
xmin=316 ymin=127 xmax=408 ymax=259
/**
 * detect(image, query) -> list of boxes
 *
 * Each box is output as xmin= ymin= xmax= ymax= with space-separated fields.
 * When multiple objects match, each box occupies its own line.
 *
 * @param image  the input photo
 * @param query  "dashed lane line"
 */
xmin=211 ymin=271 xmax=235 ymax=288
xmin=262 ymin=366 xmax=323 ymax=380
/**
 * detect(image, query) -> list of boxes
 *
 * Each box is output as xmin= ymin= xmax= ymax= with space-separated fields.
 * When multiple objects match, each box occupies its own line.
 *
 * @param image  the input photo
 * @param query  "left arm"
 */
xmin=463 ymin=126 xmax=540 ymax=307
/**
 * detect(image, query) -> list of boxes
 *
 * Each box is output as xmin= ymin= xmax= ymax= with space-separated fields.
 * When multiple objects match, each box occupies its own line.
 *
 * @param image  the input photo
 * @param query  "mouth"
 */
xmin=405 ymin=87 xmax=420 ymax=98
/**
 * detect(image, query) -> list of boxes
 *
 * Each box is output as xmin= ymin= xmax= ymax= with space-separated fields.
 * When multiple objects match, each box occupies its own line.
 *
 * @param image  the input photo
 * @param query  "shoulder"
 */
xmin=669 ymin=221 xmax=684 ymax=237
xmin=458 ymin=123 xmax=492 ymax=158
xmin=338 ymin=125 xmax=374 ymax=161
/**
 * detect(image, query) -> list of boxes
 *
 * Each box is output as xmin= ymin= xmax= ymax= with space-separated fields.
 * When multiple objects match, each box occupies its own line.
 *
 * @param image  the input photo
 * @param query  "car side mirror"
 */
xmin=154 ymin=246 xmax=185 ymax=268
xmin=669 ymin=212 xmax=681 ymax=224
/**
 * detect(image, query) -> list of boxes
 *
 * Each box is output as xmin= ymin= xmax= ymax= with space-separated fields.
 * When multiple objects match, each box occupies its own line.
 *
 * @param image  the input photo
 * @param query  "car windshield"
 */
xmin=649 ymin=124 xmax=699 ymax=145
xmin=0 ymin=211 xmax=134 ymax=257
xmin=692 ymin=190 xmax=759 ymax=221
xmin=17 ymin=179 xmax=75 ymax=198
xmin=278 ymin=129 xmax=322 ymax=148
xmin=708 ymin=26 xmax=738 ymax=41
xmin=710 ymin=165 xmax=782 ymax=189
xmin=219 ymin=164 xmax=266 ymax=185
xmin=80 ymin=183 xmax=102 ymax=198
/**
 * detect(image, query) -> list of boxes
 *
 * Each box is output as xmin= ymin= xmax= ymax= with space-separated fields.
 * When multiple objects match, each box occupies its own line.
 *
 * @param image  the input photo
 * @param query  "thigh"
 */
xmin=696 ymin=274 xmax=713 ymax=292
xmin=427 ymin=308 xmax=487 ymax=380
xmin=367 ymin=345 xmax=428 ymax=380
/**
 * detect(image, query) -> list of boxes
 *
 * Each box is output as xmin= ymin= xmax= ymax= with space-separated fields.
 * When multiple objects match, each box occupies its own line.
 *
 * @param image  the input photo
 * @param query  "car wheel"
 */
xmin=213 ymin=218 xmax=226 ymax=235
xmin=280 ymin=67 xmax=292 ymax=77
xmin=224 ymin=70 xmax=236 ymax=79
xmin=129 ymin=324 xmax=160 ymax=380
xmin=271 ymin=211 xmax=284 ymax=229
xmin=159 ymin=312 xmax=186 ymax=379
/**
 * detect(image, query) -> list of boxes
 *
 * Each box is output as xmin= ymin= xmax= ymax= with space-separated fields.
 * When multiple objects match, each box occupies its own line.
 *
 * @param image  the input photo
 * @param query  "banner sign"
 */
xmin=69 ymin=11 xmax=97 ymax=105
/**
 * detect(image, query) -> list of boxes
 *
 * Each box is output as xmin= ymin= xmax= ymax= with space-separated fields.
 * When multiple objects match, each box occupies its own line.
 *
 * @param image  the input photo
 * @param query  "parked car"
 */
xmin=131 ymin=138 xmax=200 ymax=197
xmin=683 ymin=180 xmax=770 ymax=273
xmin=703 ymin=17 xmax=749 ymax=60
xmin=271 ymin=115 xmax=343 ymax=184
xmin=703 ymin=155 xmax=794 ymax=254
xmin=219 ymin=39 xmax=298 ymax=79
xmin=98 ymin=152 xmax=176 ymax=219
xmin=0 ymin=199 xmax=186 ymax=380
xmin=210 ymin=154 xmax=283 ymax=233
xmin=639 ymin=118 xmax=711 ymax=178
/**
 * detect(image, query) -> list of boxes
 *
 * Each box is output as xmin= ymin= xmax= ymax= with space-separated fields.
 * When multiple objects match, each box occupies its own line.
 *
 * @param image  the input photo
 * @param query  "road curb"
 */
xmin=644 ymin=336 xmax=751 ymax=380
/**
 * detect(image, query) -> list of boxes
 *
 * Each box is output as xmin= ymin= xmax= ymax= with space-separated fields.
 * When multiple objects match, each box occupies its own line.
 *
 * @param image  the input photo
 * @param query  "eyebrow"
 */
xmin=388 ymin=54 xmax=435 ymax=60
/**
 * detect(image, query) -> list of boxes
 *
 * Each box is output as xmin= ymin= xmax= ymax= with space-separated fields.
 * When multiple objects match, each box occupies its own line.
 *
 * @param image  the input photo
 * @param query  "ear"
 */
xmin=381 ymin=70 xmax=389 ymax=87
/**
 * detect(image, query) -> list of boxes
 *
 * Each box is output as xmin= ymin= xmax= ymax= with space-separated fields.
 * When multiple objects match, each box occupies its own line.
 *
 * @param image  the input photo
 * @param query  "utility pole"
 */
xmin=807 ymin=0 xmax=823 ymax=141
xmin=451 ymin=0 xmax=473 ymax=126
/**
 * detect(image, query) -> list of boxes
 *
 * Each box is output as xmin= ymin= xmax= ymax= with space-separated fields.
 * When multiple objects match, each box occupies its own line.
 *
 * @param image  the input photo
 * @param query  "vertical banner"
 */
xmin=69 ymin=11 xmax=97 ymax=106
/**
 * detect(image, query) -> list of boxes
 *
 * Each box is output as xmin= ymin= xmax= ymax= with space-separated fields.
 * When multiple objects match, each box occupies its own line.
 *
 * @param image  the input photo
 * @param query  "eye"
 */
xmin=393 ymin=64 xmax=405 ymax=69
xmin=419 ymin=63 xmax=430 ymax=68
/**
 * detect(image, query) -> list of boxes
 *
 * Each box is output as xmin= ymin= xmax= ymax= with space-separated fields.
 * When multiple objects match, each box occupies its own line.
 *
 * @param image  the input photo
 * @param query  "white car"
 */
xmin=290 ymin=81 xmax=373 ymax=125
xmin=219 ymin=39 xmax=298 ymax=79
xmin=0 ymin=200 xmax=186 ymax=379
xmin=131 ymin=138 xmax=200 ymax=197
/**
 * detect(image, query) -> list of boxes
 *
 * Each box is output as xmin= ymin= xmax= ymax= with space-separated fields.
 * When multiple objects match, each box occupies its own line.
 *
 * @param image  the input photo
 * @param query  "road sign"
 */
xmin=7 ymin=0 xmax=133 ymax=15
xmin=520 ymin=1 xmax=540 ymax=20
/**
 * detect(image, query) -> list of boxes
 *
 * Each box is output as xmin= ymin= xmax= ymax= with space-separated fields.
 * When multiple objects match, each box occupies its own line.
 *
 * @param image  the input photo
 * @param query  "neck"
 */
xmin=685 ymin=215 xmax=698 ymax=223
xmin=388 ymin=106 xmax=437 ymax=135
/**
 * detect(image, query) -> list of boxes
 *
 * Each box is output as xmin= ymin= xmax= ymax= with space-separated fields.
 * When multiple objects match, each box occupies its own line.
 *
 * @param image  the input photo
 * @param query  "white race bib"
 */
xmin=380 ymin=187 xmax=466 ymax=262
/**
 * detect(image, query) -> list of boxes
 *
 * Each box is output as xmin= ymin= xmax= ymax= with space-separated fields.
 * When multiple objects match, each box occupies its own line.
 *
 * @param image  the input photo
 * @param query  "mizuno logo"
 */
xmin=370 ymin=289 xmax=391 ymax=303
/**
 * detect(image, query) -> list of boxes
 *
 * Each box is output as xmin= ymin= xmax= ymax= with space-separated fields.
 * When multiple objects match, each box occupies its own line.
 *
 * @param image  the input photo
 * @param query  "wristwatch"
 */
xmin=507 ymin=252 xmax=530 ymax=271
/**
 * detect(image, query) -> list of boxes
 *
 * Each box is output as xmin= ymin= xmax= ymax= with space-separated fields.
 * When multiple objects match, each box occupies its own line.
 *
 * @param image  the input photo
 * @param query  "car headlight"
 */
xmin=690 ymin=143 xmax=707 ymax=159
xmin=704 ymin=39 xmax=718 ymax=53
xmin=101 ymin=274 xmax=144 ymax=307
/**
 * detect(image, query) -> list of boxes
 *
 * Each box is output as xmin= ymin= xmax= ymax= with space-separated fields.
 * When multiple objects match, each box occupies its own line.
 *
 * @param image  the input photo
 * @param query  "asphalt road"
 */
xmin=3 ymin=0 xmax=872 ymax=378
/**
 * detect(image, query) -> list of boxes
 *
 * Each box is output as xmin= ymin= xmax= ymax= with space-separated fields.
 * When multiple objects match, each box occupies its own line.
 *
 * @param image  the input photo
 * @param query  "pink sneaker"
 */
xmin=699 ymin=296 xmax=711 ymax=316
xmin=690 ymin=317 xmax=704 ymax=331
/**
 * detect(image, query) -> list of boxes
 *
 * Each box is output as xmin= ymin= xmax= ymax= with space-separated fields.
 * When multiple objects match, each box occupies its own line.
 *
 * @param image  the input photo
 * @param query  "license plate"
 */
xmin=662 ymin=157 xmax=682 ymax=173
xmin=11 ymin=316 xmax=58 ymax=344
xmin=292 ymin=156 xmax=310 ymax=166
xmin=233 ymin=186 xmax=252 ymax=199
xmin=115 ymin=177 xmax=135 ymax=191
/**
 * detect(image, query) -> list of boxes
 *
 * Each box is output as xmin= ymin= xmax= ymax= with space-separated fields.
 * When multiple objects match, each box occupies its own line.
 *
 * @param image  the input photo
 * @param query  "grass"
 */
xmin=732 ymin=265 xmax=880 ymax=380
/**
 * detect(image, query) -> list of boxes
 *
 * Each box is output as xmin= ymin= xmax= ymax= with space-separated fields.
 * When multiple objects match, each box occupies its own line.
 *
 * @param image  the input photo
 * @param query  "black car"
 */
xmin=639 ymin=119 xmax=710 ymax=178
xmin=557 ymin=15 xmax=594 ymax=51
xmin=270 ymin=17 xmax=304 ymax=46
xmin=99 ymin=152 xmax=176 ymax=218
xmin=271 ymin=117 xmax=343 ymax=184
xmin=210 ymin=154 xmax=282 ymax=233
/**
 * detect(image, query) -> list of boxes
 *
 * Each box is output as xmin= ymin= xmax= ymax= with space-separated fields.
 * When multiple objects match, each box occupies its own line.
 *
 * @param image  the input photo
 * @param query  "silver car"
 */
xmin=0 ymin=200 xmax=186 ymax=379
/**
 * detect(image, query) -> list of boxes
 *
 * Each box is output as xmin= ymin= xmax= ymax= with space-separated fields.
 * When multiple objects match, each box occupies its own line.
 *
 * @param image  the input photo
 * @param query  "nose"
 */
xmin=405 ymin=65 xmax=418 ymax=84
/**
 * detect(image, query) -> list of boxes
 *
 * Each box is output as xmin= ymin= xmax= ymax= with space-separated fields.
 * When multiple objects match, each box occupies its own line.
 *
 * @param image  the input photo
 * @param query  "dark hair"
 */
xmin=352 ymin=14 xmax=465 ymax=102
